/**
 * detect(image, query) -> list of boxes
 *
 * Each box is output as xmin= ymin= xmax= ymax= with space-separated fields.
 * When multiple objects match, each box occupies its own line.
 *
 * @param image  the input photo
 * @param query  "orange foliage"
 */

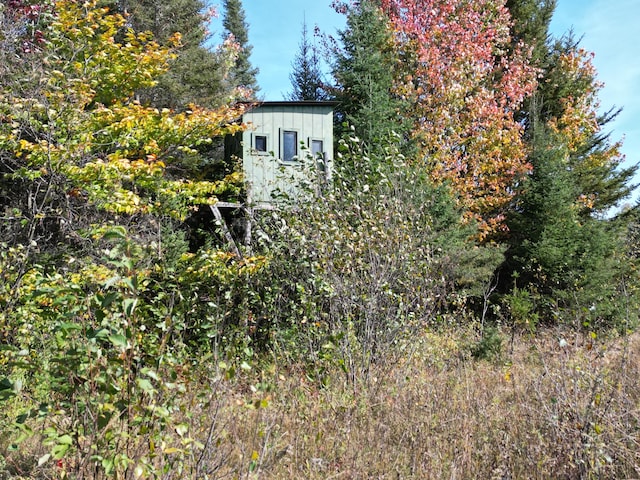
xmin=379 ymin=0 xmax=537 ymax=237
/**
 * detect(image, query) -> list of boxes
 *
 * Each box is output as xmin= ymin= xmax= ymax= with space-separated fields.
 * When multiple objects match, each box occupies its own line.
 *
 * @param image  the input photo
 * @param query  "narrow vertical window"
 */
xmin=311 ymin=139 xmax=324 ymax=158
xmin=283 ymin=130 xmax=297 ymax=162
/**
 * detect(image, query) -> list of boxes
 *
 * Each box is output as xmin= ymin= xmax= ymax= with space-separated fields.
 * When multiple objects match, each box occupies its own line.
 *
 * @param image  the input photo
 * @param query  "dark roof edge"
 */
xmin=242 ymin=100 xmax=339 ymax=107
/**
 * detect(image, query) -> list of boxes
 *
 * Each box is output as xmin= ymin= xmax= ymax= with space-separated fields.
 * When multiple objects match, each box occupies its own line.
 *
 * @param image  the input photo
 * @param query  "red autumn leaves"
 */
xmin=352 ymin=0 xmax=538 ymax=236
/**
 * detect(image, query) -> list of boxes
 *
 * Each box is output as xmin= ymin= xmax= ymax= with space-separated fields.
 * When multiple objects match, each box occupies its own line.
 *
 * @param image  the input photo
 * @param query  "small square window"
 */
xmin=254 ymin=135 xmax=267 ymax=152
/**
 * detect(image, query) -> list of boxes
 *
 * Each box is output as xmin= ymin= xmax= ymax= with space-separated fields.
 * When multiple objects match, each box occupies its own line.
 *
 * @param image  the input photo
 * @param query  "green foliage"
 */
xmin=0 ymin=0 xmax=247 ymax=258
xmin=470 ymin=327 xmax=504 ymax=362
xmin=506 ymin=0 xmax=557 ymax=71
xmin=0 ymin=224 xmax=266 ymax=477
xmin=287 ymin=18 xmax=328 ymax=101
xmin=504 ymin=122 xmax=630 ymax=328
xmin=332 ymin=0 xmax=410 ymax=155
xmin=505 ymin=0 xmax=557 ymax=132
xmin=113 ymin=0 xmax=244 ymax=109
xmin=222 ymin=0 xmax=259 ymax=95
xmin=503 ymin=283 xmax=540 ymax=332
xmin=499 ymin=9 xmax=638 ymax=329
xmin=538 ymin=35 xmax=636 ymax=214
xmin=0 ymin=0 xmax=638 ymax=476
xmin=247 ymin=131 xmax=504 ymax=383
xmin=0 ymin=3 xmax=267 ymax=475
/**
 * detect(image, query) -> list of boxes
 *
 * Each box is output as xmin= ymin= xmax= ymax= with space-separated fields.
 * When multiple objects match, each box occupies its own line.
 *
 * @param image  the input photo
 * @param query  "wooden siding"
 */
xmin=241 ymin=103 xmax=334 ymax=204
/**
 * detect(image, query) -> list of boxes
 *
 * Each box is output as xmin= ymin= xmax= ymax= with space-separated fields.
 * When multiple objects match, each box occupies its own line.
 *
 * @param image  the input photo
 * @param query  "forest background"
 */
xmin=1 ymin=0 xmax=639 ymax=478
xmin=217 ymin=0 xmax=640 ymax=201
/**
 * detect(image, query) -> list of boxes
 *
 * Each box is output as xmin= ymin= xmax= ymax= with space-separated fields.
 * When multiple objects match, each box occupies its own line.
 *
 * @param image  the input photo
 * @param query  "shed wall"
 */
xmin=241 ymin=104 xmax=333 ymax=204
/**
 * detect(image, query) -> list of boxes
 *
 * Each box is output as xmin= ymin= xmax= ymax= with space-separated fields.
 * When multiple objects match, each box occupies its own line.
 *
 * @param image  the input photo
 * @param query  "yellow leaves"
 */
xmin=548 ymin=49 xmax=604 ymax=160
xmin=16 ymin=139 xmax=33 ymax=158
xmin=238 ymin=256 xmax=268 ymax=275
xmin=74 ymin=101 xmax=244 ymax=206
xmin=577 ymin=194 xmax=596 ymax=210
xmin=378 ymin=0 xmax=537 ymax=238
xmin=47 ymin=0 xmax=174 ymax=105
xmin=64 ymin=152 xmax=242 ymax=217
xmin=101 ymin=190 xmax=146 ymax=216
xmin=178 ymin=249 xmax=237 ymax=283
xmin=68 ymin=264 xmax=114 ymax=287
xmin=90 ymin=102 xmax=246 ymax=164
xmin=4 ymin=0 xmax=249 ymax=220
xmin=168 ymin=32 xmax=182 ymax=47
xmin=548 ymin=98 xmax=599 ymax=153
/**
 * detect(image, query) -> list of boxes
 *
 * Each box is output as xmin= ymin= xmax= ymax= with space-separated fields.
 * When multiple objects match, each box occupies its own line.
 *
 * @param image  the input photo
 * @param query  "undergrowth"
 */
xmin=2 ymin=328 xmax=638 ymax=479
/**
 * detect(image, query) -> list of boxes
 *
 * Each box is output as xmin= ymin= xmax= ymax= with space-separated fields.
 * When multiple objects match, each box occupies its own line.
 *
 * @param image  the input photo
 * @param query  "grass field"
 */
xmin=2 ymin=328 xmax=639 ymax=479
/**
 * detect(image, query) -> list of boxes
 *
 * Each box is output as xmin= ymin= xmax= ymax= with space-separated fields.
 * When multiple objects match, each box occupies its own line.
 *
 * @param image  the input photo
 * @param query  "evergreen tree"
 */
xmin=505 ymin=0 xmax=556 ymax=68
xmin=222 ymin=0 xmax=259 ymax=95
xmin=506 ymin=2 xmax=636 ymax=217
xmin=114 ymin=0 xmax=238 ymax=109
xmin=332 ymin=0 xmax=408 ymax=155
xmin=500 ymin=1 xmax=638 ymax=325
xmin=504 ymin=0 xmax=556 ymax=132
xmin=505 ymin=121 xmax=622 ymax=315
xmin=536 ymin=35 xmax=636 ymax=213
xmin=287 ymin=18 xmax=327 ymax=101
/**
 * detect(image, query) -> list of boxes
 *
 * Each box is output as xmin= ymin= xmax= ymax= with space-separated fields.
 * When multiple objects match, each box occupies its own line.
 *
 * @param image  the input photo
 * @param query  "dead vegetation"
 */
xmin=2 ymin=328 xmax=639 ymax=479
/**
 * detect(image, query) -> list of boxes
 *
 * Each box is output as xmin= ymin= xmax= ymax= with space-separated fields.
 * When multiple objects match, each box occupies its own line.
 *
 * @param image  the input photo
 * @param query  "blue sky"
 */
xmin=210 ymin=1 xmax=344 ymax=99
xmin=211 ymin=0 xmax=639 ymax=204
xmin=551 ymin=0 xmax=640 ymax=204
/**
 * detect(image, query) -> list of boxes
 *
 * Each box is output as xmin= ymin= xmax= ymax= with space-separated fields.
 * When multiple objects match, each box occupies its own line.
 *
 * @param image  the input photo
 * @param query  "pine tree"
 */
xmin=222 ymin=0 xmax=259 ymax=95
xmin=503 ymin=116 xmax=628 ymax=326
xmin=113 ymin=0 xmax=237 ymax=108
xmin=287 ymin=18 xmax=327 ymax=101
xmin=505 ymin=0 xmax=556 ymax=68
xmin=500 ymin=1 xmax=638 ymax=325
xmin=537 ymin=35 xmax=636 ymax=213
xmin=332 ymin=0 xmax=408 ymax=155
xmin=504 ymin=0 xmax=556 ymax=132
xmin=505 ymin=2 xmax=636 ymax=216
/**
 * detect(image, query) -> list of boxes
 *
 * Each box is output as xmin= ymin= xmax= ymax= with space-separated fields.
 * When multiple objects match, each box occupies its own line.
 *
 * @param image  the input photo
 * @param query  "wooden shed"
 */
xmin=228 ymin=101 xmax=337 ymax=205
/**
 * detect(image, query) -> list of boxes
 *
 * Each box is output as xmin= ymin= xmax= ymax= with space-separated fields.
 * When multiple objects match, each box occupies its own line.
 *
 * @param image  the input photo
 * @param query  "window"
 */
xmin=283 ymin=130 xmax=298 ymax=162
xmin=254 ymin=134 xmax=267 ymax=153
xmin=311 ymin=139 xmax=324 ymax=158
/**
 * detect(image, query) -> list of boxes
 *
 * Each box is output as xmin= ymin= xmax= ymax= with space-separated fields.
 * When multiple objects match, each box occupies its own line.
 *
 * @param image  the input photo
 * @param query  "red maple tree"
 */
xmin=378 ymin=0 xmax=537 ymax=236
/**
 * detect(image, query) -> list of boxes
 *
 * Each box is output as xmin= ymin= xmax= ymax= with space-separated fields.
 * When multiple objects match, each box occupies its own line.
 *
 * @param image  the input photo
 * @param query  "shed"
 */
xmin=227 ymin=101 xmax=337 ymax=205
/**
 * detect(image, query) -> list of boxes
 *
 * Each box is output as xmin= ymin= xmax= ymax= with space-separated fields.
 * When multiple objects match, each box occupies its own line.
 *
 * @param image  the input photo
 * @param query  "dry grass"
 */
xmin=2 ymin=328 xmax=640 ymax=479
xmin=248 ymin=329 xmax=640 ymax=479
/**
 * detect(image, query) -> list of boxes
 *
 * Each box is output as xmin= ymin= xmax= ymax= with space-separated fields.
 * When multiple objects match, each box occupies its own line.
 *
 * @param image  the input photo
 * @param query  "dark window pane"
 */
xmin=283 ymin=131 xmax=297 ymax=162
xmin=255 ymin=135 xmax=267 ymax=152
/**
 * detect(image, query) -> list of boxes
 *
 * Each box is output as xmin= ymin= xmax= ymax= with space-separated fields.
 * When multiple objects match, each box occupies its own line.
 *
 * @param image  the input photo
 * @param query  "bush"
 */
xmin=246 ymin=132 xmax=505 ymax=384
xmin=0 ymin=224 xmax=268 ymax=478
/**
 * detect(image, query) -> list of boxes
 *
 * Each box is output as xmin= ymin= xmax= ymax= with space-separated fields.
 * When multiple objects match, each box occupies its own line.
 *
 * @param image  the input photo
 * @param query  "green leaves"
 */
xmin=333 ymin=1 xmax=406 ymax=156
xmin=108 ymin=333 xmax=128 ymax=350
xmin=500 ymin=31 xmax=636 ymax=328
xmin=0 ymin=378 xmax=16 ymax=402
xmin=251 ymin=133 xmax=495 ymax=380
xmin=1 ymin=0 xmax=248 ymax=227
xmin=0 ymin=1 xmax=262 ymax=477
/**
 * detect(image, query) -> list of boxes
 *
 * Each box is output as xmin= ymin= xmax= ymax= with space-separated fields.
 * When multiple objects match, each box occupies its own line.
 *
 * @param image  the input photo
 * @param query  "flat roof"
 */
xmin=242 ymin=100 xmax=339 ymax=108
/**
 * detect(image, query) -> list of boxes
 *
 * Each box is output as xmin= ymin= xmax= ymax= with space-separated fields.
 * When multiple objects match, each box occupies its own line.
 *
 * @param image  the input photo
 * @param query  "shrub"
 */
xmin=0 ymin=225 xmax=267 ymax=478
xmin=246 ymin=132 xmax=505 ymax=384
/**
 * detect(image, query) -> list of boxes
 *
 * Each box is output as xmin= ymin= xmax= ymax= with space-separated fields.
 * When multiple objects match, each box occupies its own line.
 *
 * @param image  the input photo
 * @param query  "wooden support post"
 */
xmin=209 ymin=204 xmax=241 ymax=258
xmin=243 ymin=206 xmax=253 ymax=251
xmin=244 ymin=189 xmax=253 ymax=253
